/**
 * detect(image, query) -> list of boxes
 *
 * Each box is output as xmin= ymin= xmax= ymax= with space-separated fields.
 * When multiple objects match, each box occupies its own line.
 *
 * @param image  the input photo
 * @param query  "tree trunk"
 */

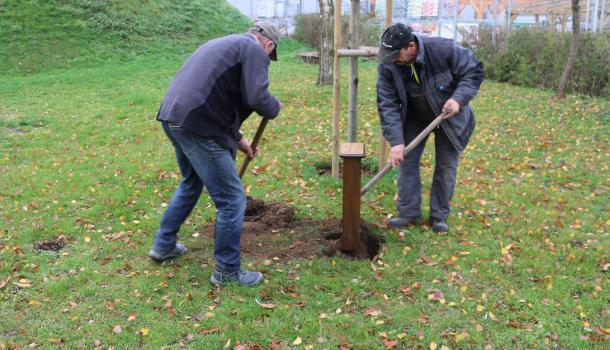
xmin=317 ymin=0 xmax=334 ymax=85
xmin=556 ymin=0 xmax=580 ymax=98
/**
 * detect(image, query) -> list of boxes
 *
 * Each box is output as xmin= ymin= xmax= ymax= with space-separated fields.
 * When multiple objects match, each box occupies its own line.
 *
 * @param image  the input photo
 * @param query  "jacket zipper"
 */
xmin=419 ymin=64 xmax=441 ymax=129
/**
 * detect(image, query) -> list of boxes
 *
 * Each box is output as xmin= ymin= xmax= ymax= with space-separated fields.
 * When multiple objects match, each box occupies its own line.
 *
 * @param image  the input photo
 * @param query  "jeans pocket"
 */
xmin=196 ymin=139 xmax=228 ymax=159
xmin=170 ymin=129 xmax=199 ymax=155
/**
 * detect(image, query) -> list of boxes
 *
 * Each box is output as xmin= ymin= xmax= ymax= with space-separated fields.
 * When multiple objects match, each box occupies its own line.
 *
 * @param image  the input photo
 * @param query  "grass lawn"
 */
xmin=0 ymin=40 xmax=608 ymax=349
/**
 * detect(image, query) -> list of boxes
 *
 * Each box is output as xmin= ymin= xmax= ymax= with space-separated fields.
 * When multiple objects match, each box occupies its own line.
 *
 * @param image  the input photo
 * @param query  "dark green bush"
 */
xmin=293 ymin=13 xmax=380 ymax=50
xmin=474 ymin=28 xmax=610 ymax=97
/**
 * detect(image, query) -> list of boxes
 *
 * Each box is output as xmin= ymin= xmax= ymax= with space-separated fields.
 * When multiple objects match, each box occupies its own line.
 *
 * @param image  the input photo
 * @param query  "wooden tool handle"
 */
xmin=239 ymin=118 xmax=269 ymax=179
xmin=361 ymin=112 xmax=448 ymax=197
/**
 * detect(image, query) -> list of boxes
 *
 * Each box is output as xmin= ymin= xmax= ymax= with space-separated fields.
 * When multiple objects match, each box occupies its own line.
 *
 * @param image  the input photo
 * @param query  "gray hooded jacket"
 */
xmin=157 ymin=33 xmax=280 ymax=152
xmin=376 ymin=35 xmax=483 ymax=152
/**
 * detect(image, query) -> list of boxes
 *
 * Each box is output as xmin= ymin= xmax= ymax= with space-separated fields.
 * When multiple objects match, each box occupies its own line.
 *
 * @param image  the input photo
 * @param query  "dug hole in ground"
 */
xmin=199 ymin=197 xmax=384 ymax=261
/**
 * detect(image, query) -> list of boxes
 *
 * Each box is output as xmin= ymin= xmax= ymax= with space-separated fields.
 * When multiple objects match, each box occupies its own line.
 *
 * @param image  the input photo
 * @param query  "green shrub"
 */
xmin=293 ymin=13 xmax=380 ymax=50
xmin=474 ymin=28 xmax=610 ymax=97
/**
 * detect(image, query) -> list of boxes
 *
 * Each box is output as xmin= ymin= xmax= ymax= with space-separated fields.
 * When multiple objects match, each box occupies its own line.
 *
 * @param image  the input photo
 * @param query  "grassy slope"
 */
xmin=0 ymin=0 xmax=250 ymax=75
xmin=0 ymin=39 xmax=608 ymax=348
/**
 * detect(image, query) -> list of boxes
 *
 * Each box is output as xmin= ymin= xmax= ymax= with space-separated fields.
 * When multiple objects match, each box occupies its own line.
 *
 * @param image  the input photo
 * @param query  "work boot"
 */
xmin=210 ymin=268 xmax=263 ymax=287
xmin=387 ymin=216 xmax=422 ymax=228
xmin=429 ymin=218 xmax=449 ymax=234
xmin=148 ymin=243 xmax=186 ymax=262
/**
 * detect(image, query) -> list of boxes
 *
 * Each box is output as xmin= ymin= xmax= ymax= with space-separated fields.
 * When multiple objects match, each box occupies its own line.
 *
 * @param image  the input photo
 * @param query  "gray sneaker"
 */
xmin=148 ymin=243 xmax=186 ymax=262
xmin=429 ymin=218 xmax=449 ymax=234
xmin=387 ymin=216 xmax=422 ymax=228
xmin=210 ymin=268 xmax=263 ymax=287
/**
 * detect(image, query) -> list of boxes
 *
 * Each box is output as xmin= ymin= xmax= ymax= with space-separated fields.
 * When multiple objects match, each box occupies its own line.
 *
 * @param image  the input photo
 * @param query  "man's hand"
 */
xmin=442 ymin=98 xmax=460 ymax=119
xmin=238 ymin=137 xmax=259 ymax=160
xmin=389 ymin=144 xmax=405 ymax=167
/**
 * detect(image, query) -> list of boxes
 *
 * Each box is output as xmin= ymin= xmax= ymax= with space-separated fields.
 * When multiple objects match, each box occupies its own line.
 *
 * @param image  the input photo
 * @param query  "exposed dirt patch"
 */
xmin=34 ymin=235 xmax=67 ymax=251
xmin=4 ymin=127 xmax=28 ymax=135
xmin=199 ymin=199 xmax=383 ymax=261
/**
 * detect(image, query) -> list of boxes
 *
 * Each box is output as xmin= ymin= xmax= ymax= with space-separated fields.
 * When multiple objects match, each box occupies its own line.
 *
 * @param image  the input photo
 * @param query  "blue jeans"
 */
xmin=397 ymin=117 xmax=461 ymax=221
xmin=152 ymin=122 xmax=246 ymax=272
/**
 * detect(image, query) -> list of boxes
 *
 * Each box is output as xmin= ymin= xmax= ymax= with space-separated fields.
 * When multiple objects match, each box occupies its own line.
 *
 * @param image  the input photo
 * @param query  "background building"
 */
xmin=228 ymin=0 xmax=608 ymax=38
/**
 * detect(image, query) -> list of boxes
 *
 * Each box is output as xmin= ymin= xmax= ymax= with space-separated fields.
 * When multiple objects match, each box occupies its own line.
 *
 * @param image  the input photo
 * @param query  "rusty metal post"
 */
xmin=340 ymin=143 xmax=365 ymax=252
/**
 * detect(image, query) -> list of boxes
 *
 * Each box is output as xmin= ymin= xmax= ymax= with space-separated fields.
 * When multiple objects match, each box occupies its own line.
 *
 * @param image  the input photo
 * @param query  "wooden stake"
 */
xmin=337 ymin=47 xmax=378 ymax=57
xmin=379 ymin=0 xmax=392 ymax=173
xmin=332 ymin=0 xmax=343 ymax=178
xmin=348 ymin=0 xmax=360 ymax=143
xmin=340 ymin=143 xmax=365 ymax=252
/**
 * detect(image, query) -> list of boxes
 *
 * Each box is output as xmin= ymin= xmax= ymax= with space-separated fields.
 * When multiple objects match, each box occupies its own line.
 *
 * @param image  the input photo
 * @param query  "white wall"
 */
xmin=227 ymin=0 xmax=256 ymax=18
xmin=227 ymin=0 xmax=320 ymax=20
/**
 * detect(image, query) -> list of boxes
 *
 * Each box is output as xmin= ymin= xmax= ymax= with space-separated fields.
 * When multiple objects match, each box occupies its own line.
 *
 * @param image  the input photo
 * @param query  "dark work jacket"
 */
xmin=157 ymin=33 xmax=280 ymax=151
xmin=376 ymin=35 xmax=484 ymax=152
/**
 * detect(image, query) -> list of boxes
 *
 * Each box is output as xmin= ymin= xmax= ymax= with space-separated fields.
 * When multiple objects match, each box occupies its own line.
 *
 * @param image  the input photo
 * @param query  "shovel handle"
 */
xmin=361 ymin=112 xmax=448 ymax=197
xmin=239 ymin=118 xmax=269 ymax=179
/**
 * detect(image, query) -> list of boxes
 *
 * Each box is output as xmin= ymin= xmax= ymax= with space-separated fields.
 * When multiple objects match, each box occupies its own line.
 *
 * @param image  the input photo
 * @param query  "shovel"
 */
xmin=361 ymin=111 xmax=449 ymax=197
xmin=239 ymin=118 xmax=269 ymax=179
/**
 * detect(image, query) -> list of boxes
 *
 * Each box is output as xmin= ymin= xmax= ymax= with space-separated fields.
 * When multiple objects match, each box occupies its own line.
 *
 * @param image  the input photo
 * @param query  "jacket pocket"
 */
xmin=434 ymin=74 xmax=455 ymax=97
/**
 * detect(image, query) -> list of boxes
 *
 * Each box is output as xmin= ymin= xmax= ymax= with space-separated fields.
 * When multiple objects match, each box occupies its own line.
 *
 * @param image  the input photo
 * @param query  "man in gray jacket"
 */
xmin=148 ymin=22 xmax=282 ymax=287
xmin=377 ymin=23 xmax=483 ymax=233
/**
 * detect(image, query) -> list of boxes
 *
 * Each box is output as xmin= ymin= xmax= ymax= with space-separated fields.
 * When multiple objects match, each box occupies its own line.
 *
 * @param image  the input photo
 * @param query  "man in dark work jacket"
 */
xmin=148 ymin=22 xmax=282 ymax=287
xmin=377 ymin=23 xmax=483 ymax=234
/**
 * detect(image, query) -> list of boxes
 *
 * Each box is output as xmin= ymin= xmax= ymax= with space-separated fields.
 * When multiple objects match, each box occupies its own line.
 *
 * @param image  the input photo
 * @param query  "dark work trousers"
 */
xmin=396 ymin=118 xmax=461 ymax=221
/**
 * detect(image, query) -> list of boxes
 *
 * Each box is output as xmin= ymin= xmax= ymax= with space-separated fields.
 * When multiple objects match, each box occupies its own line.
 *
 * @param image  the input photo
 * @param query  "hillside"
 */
xmin=0 ymin=0 xmax=250 ymax=75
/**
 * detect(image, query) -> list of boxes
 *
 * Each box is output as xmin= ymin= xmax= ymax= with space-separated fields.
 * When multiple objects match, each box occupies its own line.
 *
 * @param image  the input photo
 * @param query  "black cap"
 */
xmin=378 ymin=23 xmax=414 ymax=63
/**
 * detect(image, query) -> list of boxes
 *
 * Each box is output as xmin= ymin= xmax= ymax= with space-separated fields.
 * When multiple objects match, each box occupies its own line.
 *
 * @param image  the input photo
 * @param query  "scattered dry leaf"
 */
xmin=255 ymin=298 xmax=275 ymax=309
xmin=363 ymin=308 xmax=382 ymax=317
xmin=381 ymin=337 xmax=398 ymax=349
xmin=507 ymin=321 xmax=533 ymax=330
xmin=200 ymin=328 xmax=220 ymax=335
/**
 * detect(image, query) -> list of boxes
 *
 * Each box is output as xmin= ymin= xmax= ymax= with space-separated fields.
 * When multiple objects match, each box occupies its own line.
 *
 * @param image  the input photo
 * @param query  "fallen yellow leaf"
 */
xmin=293 ymin=336 xmax=302 ymax=345
xmin=501 ymin=243 xmax=513 ymax=255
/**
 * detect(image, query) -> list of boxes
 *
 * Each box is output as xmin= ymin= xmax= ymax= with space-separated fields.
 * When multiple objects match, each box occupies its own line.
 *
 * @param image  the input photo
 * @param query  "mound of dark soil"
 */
xmin=34 ymin=235 xmax=67 ymax=251
xmin=200 ymin=199 xmax=383 ymax=260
